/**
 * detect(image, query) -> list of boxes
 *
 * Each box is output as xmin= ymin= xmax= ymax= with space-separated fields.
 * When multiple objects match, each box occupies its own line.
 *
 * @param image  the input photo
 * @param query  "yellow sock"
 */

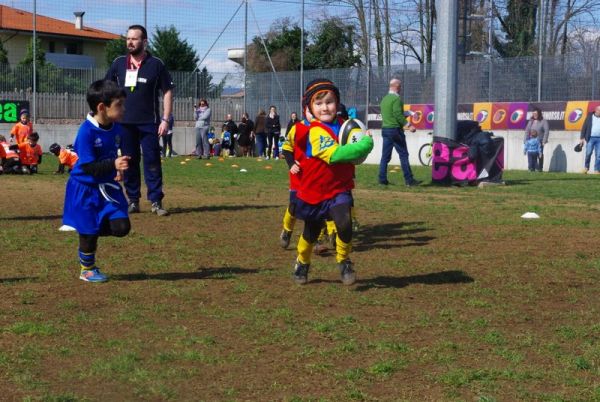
xmin=297 ymin=235 xmax=313 ymax=265
xmin=335 ymin=237 xmax=352 ymax=263
xmin=326 ymin=220 xmax=337 ymax=236
xmin=317 ymin=226 xmax=327 ymax=242
xmin=282 ymin=207 xmax=296 ymax=232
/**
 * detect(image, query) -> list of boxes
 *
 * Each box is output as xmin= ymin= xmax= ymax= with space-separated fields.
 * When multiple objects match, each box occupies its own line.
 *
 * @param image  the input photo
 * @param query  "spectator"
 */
xmin=254 ymin=109 xmax=267 ymax=158
xmin=237 ymin=112 xmax=254 ymax=157
xmin=523 ymin=130 xmax=542 ymax=172
xmin=222 ymin=113 xmax=238 ymax=157
xmin=49 ymin=143 xmax=79 ymax=174
xmin=286 ymin=112 xmax=300 ymax=137
xmin=378 ymin=78 xmax=421 ymax=187
xmin=10 ymin=109 xmax=33 ymax=145
xmin=18 ymin=132 xmax=43 ymax=174
xmin=105 ymin=24 xmax=174 ymax=216
xmin=523 ymin=107 xmax=549 ymax=172
xmin=265 ymin=105 xmax=281 ymax=160
xmin=162 ymin=115 xmax=174 ymax=157
xmin=579 ymin=105 xmax=600 ymax=174
xmin=194 ymin=99 xmax=211 ymax=159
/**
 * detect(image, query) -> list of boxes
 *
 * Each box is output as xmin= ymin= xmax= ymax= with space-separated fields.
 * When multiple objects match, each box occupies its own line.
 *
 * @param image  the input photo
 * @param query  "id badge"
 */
xmin=125 ymin=69 xmax=138 ymax=87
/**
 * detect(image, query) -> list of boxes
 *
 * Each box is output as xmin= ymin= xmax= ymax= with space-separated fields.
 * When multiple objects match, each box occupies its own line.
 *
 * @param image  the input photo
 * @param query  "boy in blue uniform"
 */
xmin=62 ymin=80 xmax=132 ymax=282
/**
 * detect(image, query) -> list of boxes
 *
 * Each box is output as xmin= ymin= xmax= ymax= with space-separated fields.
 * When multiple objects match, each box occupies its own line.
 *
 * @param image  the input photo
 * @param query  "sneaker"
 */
xmin=293 ymin=259 xmax=310 ymax=285
xmin=379 ymin=179 xmax=390 ymax=185
xmin=406 ymin=179 xmax=422 ymax=187
xmin=338 ymin=259 xmax=356 ymax=286
xmin=280 ymin=229 xmax=292 ymax=249
xmin=151 ymin=201 xmax=169 ymax=216
xmin=128 ymin=201 xmax=140 ymax=214
xmin=582 ymin=168 xmax=589 ymax=174
xmin=80 ymin=267 xmax=108 ymax=283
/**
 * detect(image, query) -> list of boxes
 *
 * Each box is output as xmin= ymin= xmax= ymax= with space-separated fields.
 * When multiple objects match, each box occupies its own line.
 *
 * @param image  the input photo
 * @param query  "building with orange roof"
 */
xmin=0 ymin=5 xmax=120 ymax=69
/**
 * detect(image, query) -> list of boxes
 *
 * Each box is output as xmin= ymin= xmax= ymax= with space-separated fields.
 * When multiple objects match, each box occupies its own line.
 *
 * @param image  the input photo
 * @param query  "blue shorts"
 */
xmin=295 ymin=191 xmax=353 ymax=222
xmin=63 ymin=178 xmax=128 ymax=235
xmin=289 ymin=190 xmax=298 ymax=204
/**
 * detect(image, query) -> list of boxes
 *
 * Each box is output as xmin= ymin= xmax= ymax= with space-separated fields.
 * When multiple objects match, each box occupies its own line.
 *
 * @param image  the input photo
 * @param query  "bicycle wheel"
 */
xmin=418 ymin=143 xmax=433 ymax=166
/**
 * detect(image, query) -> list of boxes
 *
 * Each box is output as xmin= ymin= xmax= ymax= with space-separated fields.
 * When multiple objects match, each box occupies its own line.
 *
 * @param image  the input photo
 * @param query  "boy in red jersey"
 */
xmin=292 ymin=79 xmax=373 ymax=285
xmin=0 ymin=135 xmax=21 ymax=174
xmin=18 ymin=132 xmax=43 ymax=174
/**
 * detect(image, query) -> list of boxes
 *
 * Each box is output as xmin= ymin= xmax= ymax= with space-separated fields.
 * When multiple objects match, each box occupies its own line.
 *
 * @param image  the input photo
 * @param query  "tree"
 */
xmin=196 ymin=66 xmax=226 ymax=98
xmin=247 ymin=18 xmax=304 ymax=72
xmin=305 ymin=18 xmax=361 ymax=69
xmin=149 ymin=25 xmax=199 ymax=72
xmin=0 ymin=40 xmax=8 ymax=65
xmin=104 ymin=37 xmax=126 ymax=66
xmin=19 ymin=37 xmax=45 ymax=67
xmin=493 ymin=0 xmax=538 ymax=57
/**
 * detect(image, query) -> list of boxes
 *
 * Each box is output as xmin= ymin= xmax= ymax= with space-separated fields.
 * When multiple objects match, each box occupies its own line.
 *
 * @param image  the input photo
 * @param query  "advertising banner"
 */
xmin=0 ymin=101 xmax=30 ymax=123
xmin=491 ymin=103 xmax=510 ymax=130
xmin=506 ymin=102 xmax=529 ymax=130
xmin=564 ymin=101 xmax=588 ymax=131
xmin=473 ymin=102 xmax=492 ymax=130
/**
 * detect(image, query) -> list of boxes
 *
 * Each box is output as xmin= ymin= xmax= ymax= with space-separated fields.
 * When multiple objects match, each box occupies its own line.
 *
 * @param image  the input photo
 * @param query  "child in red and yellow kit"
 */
xmin=291 ymin=79 xmax=373 ymax=285
xmin=10 ymin=110 xmax=33 ymax=145
xmin=18 ymin=132 xmax=43 ymax=174
xmin=0 ymin=134 xmax=21 ymax=174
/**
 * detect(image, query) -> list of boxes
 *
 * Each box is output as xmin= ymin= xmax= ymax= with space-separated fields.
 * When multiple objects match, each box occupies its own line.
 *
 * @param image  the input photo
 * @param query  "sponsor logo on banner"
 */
xmin=564 ymin=101 xmax=589 ymax=131
xmin=507 ymin=102 xmax=529 ymax=130
xmin=473 ymin=103 xmax=492 ymax=130
xmin=491 ymin=103 xmax=510 ymax=129
xmin=405 ymin=104 xmax=434 ymax=130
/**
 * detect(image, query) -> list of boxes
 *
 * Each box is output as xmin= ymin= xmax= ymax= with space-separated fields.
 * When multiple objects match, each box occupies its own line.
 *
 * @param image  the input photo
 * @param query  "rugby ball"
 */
xmin=338 ymin=118 xmax=368 ymax=164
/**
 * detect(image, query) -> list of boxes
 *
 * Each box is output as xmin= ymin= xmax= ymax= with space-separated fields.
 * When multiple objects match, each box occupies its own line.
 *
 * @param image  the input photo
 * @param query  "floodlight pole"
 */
xmin=244 ymin=0 xmax=248 ymax=113
xmin=300 ymin=0 xmax=304 ymax=107
xmin=365 ymin=0 xmax=372 ymax=126
xmin=434 ymin=0 xmax=458 ymax=140
xmin=32 ymin=0 xmax=37 ymax=124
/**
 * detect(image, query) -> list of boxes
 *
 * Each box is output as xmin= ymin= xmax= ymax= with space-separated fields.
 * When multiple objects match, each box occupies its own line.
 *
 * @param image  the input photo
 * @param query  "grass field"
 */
xmin=1 ymin=156 xmax=600 ymax=401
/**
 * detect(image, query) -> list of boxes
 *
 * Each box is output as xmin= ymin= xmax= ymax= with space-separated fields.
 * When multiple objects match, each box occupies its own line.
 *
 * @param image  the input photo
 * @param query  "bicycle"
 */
xmin=418 ymin=132 xmax=433 ymax=166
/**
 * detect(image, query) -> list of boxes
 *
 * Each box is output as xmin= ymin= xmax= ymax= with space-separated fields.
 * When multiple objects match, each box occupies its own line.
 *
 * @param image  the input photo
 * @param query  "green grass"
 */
xmin=1 ymin=157 xmax=600 ymax=400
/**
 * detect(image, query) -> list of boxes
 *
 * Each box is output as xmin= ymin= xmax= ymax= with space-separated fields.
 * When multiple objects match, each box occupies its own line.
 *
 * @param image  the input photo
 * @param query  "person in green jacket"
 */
xmin=378 ymin=78 xmax=421 ymax=186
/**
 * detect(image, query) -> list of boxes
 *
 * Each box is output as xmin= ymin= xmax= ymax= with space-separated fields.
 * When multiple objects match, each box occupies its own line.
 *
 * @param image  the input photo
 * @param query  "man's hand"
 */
xmin=115 ymin=155 xmax=130 ymax=171
xmin=408 ymin=125 xmax=416 ymax=133
xmin=158 ymin=121 xmax=169 ymax=137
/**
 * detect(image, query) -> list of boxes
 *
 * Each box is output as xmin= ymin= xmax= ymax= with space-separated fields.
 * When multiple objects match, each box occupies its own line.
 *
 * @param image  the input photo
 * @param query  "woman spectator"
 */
xmin=194 ymin=99 xmax=212 ymax=159
xmin=254 ymin=109 xmax=267 ymax=158
xmin=286 ymin=112 xmax=300 ymax=137
xmin=237 ymin=112 xmax=255 ymax=157
xmin=523 ymin=107 xmax=549 ymax=172
xmin=265 ymin=105 xmax=281 ymax=160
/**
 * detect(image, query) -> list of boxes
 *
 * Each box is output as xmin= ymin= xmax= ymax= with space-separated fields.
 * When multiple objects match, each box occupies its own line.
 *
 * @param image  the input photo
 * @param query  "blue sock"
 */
xmin=79 ymin=250 xmax=95 ymax=271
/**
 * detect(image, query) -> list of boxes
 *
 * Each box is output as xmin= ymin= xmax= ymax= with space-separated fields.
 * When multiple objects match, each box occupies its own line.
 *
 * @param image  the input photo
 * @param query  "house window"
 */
xmin=49 ymin=41 xmax=55 ymax=53
xmin=65 ymin=42 xmax=82 ymax=55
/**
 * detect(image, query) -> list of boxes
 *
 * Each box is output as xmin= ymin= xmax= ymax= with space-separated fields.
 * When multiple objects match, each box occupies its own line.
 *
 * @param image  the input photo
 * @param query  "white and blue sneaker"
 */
xmin=79 ymin=268 xmax=108 ymax=283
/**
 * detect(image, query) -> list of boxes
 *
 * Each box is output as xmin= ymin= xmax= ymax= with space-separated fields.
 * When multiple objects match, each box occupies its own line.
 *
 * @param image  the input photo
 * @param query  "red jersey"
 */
xmin=18 ymin=142 xmax=42 ymax=165
xmin=294 ymin=119 xmax=355 ymax=204
xmin=58 ymin=148 xmax=79 ymax=168
xmin=10 ymin=121 xmax=33 ymax=145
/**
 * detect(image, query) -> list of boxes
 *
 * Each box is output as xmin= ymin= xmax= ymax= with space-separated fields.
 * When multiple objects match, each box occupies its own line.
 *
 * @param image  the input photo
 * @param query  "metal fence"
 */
xmin=1 ymin=50 xmax=598 ymax=123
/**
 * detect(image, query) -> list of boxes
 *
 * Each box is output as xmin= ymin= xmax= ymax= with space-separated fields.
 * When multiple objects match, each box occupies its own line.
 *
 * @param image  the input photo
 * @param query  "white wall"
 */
xmin=0 ymin=123 xmax=586 ymax=173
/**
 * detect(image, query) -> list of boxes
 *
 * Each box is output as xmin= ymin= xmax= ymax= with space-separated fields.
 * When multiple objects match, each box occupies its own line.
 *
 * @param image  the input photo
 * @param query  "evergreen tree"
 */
xmin=149 ymin=25 xmax=198 ymax=72
xmin=493 ymin=0 xmax=538 ymax=57
xmin=305 ymin=18 xmax=361 ymax=69
xmin=19 ymin=38 xmax=45 ymax=67
xmin=104 ymin=37 xmax=126 ymax=67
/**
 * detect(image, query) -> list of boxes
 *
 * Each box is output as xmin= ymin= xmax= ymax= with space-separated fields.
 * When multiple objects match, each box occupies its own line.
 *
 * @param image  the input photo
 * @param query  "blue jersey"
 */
xmin=70 ymin=114 xmax=122 ymax=185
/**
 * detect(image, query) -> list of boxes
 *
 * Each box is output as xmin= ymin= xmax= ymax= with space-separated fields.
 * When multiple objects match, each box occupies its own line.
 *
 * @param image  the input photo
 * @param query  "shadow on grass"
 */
xmin=168 ymin=204 xmax=279 ymax=215
xmin=111 ymin=267 xmax=258 ymax=281
xmin=0 ymin=276 xmax=39 ymax=283
xmin=0 ymin=214 xmax=62 ymax=221
xmin=352 ymin=270 xmax=474 ymax=292
xmin=505 ymin=177 xmax=593 ymax=186
xmin=353 ymin=221 xmax=434 ymax=252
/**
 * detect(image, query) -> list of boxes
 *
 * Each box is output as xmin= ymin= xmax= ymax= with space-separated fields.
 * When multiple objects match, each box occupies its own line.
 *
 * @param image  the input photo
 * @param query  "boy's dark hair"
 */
xmin=128 ymin=24 xmax=147 ymax=40
xmin=49 ymin=143 xmax=61 ymax=155
xmin=87 ymin=79 xmax=126 ymax=113
xmin=28 ymin=132 xmax=39 ymax=141
xmin=0 ymin=135 xmax=6 ymax=142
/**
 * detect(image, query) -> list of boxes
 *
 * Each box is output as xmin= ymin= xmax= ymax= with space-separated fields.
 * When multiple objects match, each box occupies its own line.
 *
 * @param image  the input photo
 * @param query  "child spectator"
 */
xmin=222 ymin=114 xmax=238 ymax=157
xmin=49 ymin=143 xmax=79 ymax=174
xmin=10 ymin=109 xmax=33 ymax=145
xmin=524 ymin=130 xmax=542 ymax=172
xmin=162 ymin=115 xmax=174 ymax=157
xmin=62 ymin=79 xmax=131 ymax=283
xmin=237 ymin=112 xmax=254 ymax=157
xmin=220 ymin=129 xmax=232 ymax=157
xmin=0 ymin=134 xmax=21 ymax=174
xmin=291 ymin=79 xmax=373 ymax=286
xmin=18 ymin=132 xmax=43 ymax=174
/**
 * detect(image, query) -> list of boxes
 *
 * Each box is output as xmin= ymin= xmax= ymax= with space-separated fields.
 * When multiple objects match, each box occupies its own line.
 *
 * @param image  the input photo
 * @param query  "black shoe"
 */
xmin=379 ymin=180 xmax=390 ymax=185
xmin=128 ymin=201 xmax=140 ymax=214
xmin=405 ymin=179 xmax=422 ymax=187
xmin=293 ymin=259 xmax=310 ymax=285
xmin=338 ymin=259 xmax=356 ymax=286
xmin=279 ymin=229 xmax=292 ymax=249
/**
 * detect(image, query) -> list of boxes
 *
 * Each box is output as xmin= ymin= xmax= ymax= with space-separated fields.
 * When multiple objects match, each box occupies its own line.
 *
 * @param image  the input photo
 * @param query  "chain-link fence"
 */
xmin=0 ymin=1 xmax=598 ymax=124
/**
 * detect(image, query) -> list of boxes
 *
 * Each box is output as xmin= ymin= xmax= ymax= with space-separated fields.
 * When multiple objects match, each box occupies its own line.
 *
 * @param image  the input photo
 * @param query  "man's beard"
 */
xmin=128 ymin=45 xmax=143 ymax=56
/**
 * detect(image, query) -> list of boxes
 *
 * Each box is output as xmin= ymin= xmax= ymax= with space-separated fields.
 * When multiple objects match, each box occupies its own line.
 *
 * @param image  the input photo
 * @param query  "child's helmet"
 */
xmin=49 ymin=143 xmax=61 ymax=154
